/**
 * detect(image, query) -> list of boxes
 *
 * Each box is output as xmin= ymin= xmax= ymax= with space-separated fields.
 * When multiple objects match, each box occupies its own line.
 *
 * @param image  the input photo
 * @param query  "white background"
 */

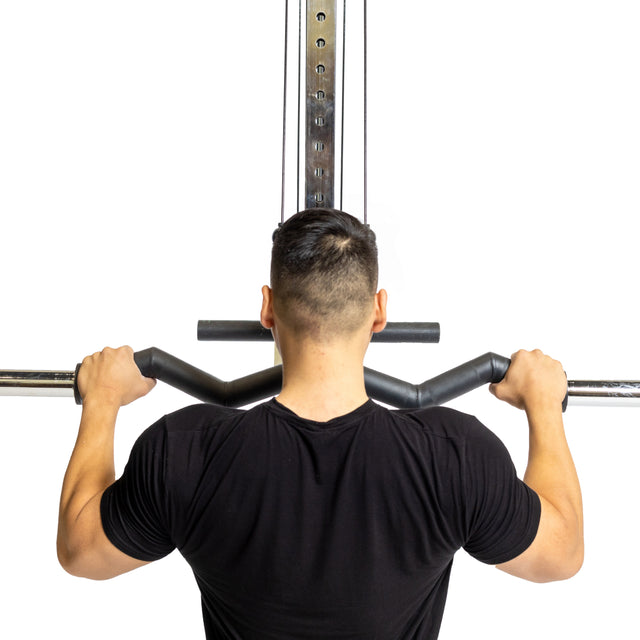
xmin=1 ymin=1 xmax=639 ymax=637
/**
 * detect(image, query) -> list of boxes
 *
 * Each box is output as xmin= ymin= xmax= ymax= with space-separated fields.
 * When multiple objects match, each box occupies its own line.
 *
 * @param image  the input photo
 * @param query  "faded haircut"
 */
xmin=270 ymin=208 xmax=379 ymax=337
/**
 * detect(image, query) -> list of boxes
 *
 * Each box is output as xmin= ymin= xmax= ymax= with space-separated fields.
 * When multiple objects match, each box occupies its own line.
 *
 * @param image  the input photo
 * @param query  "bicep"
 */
xmin=60 ymin=490 xmax=150 ymax=581
xmin=496 ymin=494 xmax=582 ymax=583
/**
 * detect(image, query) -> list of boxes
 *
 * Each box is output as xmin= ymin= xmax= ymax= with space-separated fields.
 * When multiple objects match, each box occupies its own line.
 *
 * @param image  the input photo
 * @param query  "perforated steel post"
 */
xmin=305 ymin=1 xmax=338 ymax=208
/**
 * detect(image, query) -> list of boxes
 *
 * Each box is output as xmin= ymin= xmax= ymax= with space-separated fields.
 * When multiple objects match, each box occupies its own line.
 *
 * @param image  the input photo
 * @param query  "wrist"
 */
xmin=524 ymin=399 xmax=562 ymax=417
xmin=525 ymin=401 xmax=565 ymax=438
xmin=522 ymin=387 xmax=566 ymax=417
xmin=80 ymin=395 xmax=121 ymax=420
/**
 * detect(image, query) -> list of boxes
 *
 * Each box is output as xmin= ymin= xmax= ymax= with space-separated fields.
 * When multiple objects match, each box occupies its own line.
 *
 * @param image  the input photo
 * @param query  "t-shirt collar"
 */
xmin=268 ymin=397 xmax=378 ymax=430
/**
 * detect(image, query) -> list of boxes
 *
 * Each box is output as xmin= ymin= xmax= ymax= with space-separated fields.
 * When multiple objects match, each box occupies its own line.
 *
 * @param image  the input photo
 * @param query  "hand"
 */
xmin=489 ymin=349 xmax=566 ymax=413
xmin=78 ymin=346 xmax=156 ymax=407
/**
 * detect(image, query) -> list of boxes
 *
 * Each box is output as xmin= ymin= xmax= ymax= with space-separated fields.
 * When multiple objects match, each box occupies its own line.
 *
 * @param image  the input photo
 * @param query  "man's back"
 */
xmin=58 ymin=212 xmax=580 ymax=637
xmin=101 ymin=399 xmax=540 ymax=639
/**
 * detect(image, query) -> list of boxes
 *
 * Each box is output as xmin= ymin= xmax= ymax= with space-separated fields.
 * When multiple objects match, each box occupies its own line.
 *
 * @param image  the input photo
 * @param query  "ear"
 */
xmin=260 ymin=285 xmax=275 ymax=329
xmin=371 ymin=289 xmax=388 ymax=334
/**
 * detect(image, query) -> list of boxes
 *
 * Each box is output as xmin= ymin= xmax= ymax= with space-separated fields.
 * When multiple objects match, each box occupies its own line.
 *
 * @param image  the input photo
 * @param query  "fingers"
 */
xmin=79 ymin=346 xmax=156 ymax=406
xmin=491 ymin=348 xmax=566 ymax=412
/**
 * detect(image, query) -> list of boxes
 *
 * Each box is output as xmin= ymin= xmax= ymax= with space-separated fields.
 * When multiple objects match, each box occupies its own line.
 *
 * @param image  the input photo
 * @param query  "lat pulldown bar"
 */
xmin=2 ymin=347 xmax=637 ymax=408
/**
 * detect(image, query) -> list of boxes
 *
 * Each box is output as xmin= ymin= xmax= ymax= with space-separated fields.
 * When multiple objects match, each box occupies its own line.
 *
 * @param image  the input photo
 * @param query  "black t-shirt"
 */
xmin=101 ymin=399 xmax=540 ymax=639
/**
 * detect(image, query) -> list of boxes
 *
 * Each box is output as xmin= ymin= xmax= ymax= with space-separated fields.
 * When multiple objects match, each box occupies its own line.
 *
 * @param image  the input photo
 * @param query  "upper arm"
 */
xmin=496 ymin=493 xmax=584 ymax=583
xmin=58 ymin=490 xmax=150 ymax=581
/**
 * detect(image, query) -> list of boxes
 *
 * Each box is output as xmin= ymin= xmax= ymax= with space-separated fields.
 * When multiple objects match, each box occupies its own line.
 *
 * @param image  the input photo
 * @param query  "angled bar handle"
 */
xmin=73 ymin=348 xmax=283 ymax=408
xmin=365 ymin=352 xmax=568 ymax=411
xmin=364 ymin=352 xmax=510 ymax=409
xmin=71 ymin=349 xmax=567 ymax=410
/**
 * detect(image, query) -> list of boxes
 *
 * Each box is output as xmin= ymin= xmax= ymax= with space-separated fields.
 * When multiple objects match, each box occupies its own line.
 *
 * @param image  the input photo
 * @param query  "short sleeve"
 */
xmin=100 ymin=418 xmax=175 ymax=562
xmin=462 ymin=421 xmax=541 ymax=565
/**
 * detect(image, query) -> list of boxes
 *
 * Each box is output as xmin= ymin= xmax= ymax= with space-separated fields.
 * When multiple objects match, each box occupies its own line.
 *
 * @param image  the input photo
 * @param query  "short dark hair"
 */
xmin=270 ymin=208 xmax=378 ymax=337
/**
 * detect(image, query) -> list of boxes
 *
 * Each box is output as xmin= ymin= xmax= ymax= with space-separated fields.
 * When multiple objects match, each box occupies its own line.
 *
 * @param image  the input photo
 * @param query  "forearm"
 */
xmin=57 ymin=400 xmax=119 ymax=560
xmin=524 ymin=405 xmax=583 ymax=560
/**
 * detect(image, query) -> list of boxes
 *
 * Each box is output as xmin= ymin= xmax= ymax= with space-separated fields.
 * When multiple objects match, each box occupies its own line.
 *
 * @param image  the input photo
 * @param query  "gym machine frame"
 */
xmin=1 ymin=1 xmax=639 ymax=409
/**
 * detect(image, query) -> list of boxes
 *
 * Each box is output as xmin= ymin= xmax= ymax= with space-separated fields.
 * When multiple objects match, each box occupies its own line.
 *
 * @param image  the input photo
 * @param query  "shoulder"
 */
xmin=127 ymin=403 xmax=249 ymax=466
xmin=147 ymin=402 xmax=272 ymax=469
xmin=392 ymin=404 xmax=486 ymax=440
xmin=164 ymin=402 xmax=246 ymax=430
xmin=387 ymin=404 xmax=512 ymax=467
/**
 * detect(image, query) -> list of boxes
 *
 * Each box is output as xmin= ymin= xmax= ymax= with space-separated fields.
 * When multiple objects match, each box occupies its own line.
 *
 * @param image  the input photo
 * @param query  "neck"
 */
xmin=276 ymin=335 xmax=370 ymax=422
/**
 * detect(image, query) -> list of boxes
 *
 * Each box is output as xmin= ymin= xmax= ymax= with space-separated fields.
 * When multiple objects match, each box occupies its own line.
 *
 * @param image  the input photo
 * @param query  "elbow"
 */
xmin=534 ymin=541 xmax=585 ymax=584
xmin=57 ymin=538 xmax=87 ymax=579
xmin=58 ymin=554 xmax=113 ymax=581
xmin=58 ymin=551 xmax=84 ymax=579
xmin=554 ymin=544 xmax=584 ymax=582
xmin=552 ymin=518 xmax=585 ymax=582
xmin=58 ymin=557 xmax=86 ymax=579
xmin=536 ymin=500 xmax=585 ymax=583
xmin=57 ymin=534 xmax=77 ymax=575
xmin=57 ymin=536 xmax=109 ymax=581
xmin=499 ymin=527 xmax=584 ymax=584
xmin=535 ymin=560 xmax=582 ymax=584
xmin=498 ymin=500 xmax=584 ymax=584
xmin=565 ymin=541 xmax=585 ymax=580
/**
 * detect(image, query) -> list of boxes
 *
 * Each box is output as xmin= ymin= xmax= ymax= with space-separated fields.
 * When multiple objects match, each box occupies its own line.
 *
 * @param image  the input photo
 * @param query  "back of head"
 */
xmin=270 ymin=209 xmax=379 ymax=339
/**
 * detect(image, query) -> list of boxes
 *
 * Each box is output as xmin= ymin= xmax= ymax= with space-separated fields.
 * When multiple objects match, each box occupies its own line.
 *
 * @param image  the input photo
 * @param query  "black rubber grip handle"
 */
xmin=197 ymin=320 xmax=441 ymax=344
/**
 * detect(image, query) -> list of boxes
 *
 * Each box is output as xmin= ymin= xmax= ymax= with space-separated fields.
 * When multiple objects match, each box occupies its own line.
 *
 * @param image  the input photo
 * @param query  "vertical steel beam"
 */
xmin=305 ymin=0 xmax=337 ymax=209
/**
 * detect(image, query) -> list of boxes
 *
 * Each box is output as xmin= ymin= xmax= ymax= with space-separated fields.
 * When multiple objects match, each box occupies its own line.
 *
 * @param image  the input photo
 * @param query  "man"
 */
xmin=57 ymin=209 xmax=583 ymax=638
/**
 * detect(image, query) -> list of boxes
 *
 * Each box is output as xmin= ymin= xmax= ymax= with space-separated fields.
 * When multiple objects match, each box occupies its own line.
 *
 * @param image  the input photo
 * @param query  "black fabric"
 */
xmin=101 ymin=399 xmax=540 ymax=639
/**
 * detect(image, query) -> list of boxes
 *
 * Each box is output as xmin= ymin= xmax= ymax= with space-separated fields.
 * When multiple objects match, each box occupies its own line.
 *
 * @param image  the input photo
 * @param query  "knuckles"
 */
xmin=512 ymin=348 xmax=563 ymax=371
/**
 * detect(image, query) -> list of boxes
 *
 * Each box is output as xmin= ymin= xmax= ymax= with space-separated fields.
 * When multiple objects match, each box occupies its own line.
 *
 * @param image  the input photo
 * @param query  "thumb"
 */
xmin=141 ymin=375 xmax=157 ymax=396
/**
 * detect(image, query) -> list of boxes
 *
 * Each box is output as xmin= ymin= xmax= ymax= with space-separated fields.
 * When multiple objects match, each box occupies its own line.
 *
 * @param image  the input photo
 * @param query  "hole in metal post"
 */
xmin=316 ymin=64 xmax=325 ymax=74
xmin=315 ymin=142 xmax=325 ymax=151
xmin=316 ymin=90 xmax=325 ymax=100
xmin=315 ymin=167 xmax=324 ymax=177
xmin=316 ymin=38 xmax=325 ymax=48
xmin=315 ymin=116 xmax=325 ymax=126
xmin=316 ymin=12 xmax=326 ymax=22
xmin=315 ymin=192 xmax=324 ymax=203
